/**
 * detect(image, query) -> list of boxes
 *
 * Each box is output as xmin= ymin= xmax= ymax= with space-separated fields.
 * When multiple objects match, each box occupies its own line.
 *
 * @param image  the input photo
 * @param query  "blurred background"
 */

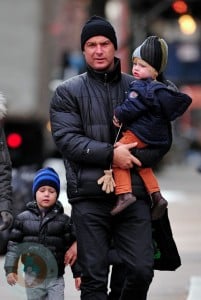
xmin=0 ymin=2 xmax=201 ymax=299
xmin=0 ymin=0 xmax=201 ymax=170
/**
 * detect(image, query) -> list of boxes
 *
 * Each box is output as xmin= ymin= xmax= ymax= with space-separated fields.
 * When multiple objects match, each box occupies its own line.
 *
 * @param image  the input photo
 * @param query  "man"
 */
xmin=0 ymin=92 xmax=13 ymax=231
xmin=50 ymin=16 xmax=171 ymax=300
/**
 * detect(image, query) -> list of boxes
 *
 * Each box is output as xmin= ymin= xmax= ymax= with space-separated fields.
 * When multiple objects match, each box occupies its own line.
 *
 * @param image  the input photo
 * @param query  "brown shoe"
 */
xmin=111 ymin=193 xmax=136 ymax=216
xmin=151 ymin=191 xmax=168 ymax=220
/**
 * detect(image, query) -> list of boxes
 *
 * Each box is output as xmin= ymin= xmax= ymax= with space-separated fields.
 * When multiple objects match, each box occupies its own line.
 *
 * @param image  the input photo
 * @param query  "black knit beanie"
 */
xmin=81 ymin=15 xmax=117 ymax=51
xmin=132 ymin=36 xmax=168 ymax=74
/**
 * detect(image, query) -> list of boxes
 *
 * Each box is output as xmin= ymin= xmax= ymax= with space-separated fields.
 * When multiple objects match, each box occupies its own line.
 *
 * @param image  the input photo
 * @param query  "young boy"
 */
xmin=4 ymin=167 xmax=80 ymax=300
xmin=111 ymin=36 xmax=192 ymax=218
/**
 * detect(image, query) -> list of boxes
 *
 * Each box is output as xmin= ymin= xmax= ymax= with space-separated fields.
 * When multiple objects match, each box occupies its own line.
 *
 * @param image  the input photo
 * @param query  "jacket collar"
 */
xmin=87 ymin=57 xmax=121 ymax=83
xmin=27 ymin=200 xmax=64 ymax=215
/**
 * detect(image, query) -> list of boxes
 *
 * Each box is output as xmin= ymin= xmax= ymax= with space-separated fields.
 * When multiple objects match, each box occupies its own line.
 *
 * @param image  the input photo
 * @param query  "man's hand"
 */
xmin=64 ymin=241 xmax=77 ymax=266
xmin=0 ymin=211 xmax=13 ymax=231
xmin=113 ymin=142 xmax=141 ymax=169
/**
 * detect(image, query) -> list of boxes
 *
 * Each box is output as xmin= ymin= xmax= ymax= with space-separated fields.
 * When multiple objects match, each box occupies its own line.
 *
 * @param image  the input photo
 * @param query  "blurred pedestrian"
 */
xmin=4 ymin=167 xmax=80 ymax=300
xmin=50 ymin=15 xmax=172 ymax=300
xmin=0 ymin=92 xmax=13 ymax=231
xmin=111 ymin=36 xmax=192 ymax=217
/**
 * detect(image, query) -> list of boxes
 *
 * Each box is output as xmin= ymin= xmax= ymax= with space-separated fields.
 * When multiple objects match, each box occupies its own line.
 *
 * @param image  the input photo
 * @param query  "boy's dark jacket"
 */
xmin=4 ymin=200 xmax=80 ymax=278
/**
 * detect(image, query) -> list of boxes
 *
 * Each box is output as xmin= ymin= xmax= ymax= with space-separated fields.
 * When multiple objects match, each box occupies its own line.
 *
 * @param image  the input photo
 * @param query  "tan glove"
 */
xmin=97 ymin=169 xmax=116 ymax=194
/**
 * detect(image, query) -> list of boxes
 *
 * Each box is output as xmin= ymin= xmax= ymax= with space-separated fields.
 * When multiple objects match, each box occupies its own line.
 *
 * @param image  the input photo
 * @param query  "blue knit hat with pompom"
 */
xmin=32 ymin=167 xmax=60 ymax=199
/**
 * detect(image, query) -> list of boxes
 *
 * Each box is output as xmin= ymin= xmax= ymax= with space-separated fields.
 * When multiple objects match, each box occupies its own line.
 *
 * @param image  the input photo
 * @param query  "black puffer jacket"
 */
xmin=0 ymin=93 xmax=12 ymax=213
xmin=50 ymin=58 xmax=171 ymax=202
xmin=4 ymin=201 xmax=76 ymax=277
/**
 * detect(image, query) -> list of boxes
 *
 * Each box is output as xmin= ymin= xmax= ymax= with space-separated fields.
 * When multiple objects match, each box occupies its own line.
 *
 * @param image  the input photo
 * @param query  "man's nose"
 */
xmin=95 ymin=45 xmax=103 ymax=53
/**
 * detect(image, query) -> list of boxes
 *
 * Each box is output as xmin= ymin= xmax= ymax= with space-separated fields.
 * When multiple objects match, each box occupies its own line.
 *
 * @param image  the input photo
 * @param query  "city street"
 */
xmin=0 ymin=163 xmax=200 ymax=299
xmin=1 ymin=1 xmax=201 ymax=299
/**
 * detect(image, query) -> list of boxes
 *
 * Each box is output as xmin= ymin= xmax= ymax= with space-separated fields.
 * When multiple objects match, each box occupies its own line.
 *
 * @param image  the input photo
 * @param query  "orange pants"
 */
xmin=113 ymin=130 xmax=160 ymax=195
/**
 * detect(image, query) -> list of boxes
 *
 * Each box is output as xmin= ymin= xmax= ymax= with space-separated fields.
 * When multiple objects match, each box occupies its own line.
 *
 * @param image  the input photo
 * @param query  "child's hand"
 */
xmin=7 ymin=273 xmax=18 ymax=286
xmin=75 ymin=277 xmax=81 ymax=290
xmin=113 ymin=115 xmax=121 ymax=128
xmin=64 ymin=241 xmax=77 ymax=266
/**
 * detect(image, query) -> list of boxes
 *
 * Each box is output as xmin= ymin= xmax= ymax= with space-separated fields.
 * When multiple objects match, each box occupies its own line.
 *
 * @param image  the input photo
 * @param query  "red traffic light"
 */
xmin=172 ymin=0 xmax=188 ymax=14
xmin=7 ymin=132 xmax=22 ymax=148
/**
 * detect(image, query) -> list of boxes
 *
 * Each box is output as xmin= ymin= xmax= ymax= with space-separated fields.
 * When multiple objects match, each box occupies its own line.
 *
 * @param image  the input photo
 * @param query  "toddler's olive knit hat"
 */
xmin=132 ymin=36 xmax=168 ymax=74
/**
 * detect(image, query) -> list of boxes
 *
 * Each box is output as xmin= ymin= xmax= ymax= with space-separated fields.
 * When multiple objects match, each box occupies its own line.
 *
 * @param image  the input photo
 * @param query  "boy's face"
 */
xmin=36 ymin=186 xmax=57 ymax=209
xmin=132 ymin=58 xmax=158 ymax=80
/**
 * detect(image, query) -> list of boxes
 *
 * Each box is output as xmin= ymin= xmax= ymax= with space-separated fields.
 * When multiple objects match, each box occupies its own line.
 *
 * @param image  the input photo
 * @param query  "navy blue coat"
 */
xmin=115 ymin=78 xmax=192 ymax=146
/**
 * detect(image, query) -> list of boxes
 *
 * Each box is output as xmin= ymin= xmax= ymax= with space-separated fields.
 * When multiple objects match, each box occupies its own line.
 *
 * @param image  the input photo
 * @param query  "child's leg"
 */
xmin=114 ymin=130 xmax=160 ymax=194
xmin=138 ymin=166 xmax=168 ymax=220
xmin=25 ymin=272 xmax=46 ymax=299
xmin=111 ymin=130 xmax=138 ymax=215
xmin=113 ymin=130 xmax=141 ymax=195
xmin=138 ymin=168 xmax=160 ymax=193
xmin=47 ymin=277 xmax=64 ymax=300
xmin=119 ymin=131 xmax=168 ymax=220
xmin=111 ymin=166 xmax=136 ymax=215
xmin=113 ymin=167 xmax=132 ymax=195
